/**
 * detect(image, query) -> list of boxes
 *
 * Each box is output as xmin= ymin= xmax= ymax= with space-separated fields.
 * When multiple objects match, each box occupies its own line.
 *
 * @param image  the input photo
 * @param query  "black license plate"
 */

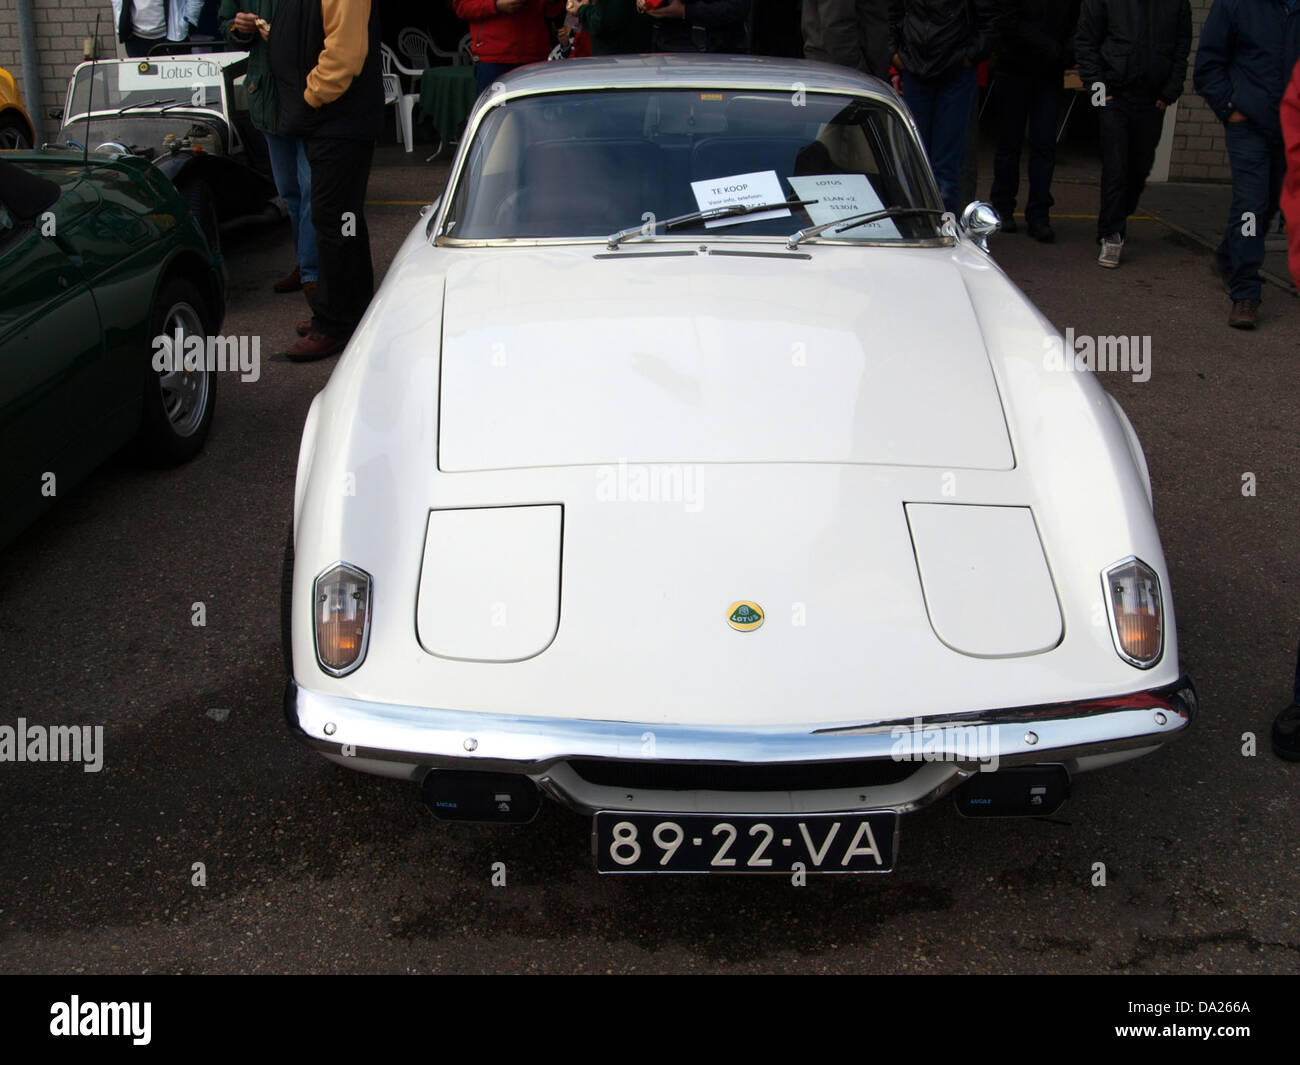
xmin=593 ymin=811 xmax=897 ymax=874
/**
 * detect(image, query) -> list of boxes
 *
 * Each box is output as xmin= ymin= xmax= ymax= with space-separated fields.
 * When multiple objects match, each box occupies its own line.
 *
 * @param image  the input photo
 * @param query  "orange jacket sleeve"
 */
xmin=305 ymin=0 xmax=372 ymax=108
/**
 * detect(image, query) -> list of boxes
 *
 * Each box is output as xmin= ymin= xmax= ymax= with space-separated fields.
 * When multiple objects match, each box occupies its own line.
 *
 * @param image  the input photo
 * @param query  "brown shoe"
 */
xmin=285 ymin=331 xmax=345 ymax=362
xmin=273 ymin=265 xmax=302 ymax=293
xmin=297 ymin=282 xmax=317 ymax=336
xmin=1228 ymin=300 xmax=1259 ymax=329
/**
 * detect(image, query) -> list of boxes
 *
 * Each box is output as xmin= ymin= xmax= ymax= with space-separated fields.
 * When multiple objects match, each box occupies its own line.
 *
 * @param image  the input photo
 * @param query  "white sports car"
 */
xmin=284 ymin=56 xmax=1194 ymax=875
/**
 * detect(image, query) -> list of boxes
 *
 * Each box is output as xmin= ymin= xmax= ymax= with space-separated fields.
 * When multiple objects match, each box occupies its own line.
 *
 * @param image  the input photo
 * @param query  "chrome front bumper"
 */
xmin=284 ymin=679 xmax=1196 ymax=815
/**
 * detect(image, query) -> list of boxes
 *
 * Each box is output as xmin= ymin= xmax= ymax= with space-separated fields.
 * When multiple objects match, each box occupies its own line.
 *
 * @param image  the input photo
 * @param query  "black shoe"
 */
xmin=1026 ymin=220 xmax=1055 ymax=243
xmin=995 ymin=210 xmax=1017 ymax=234
xmin=1271 ymin=700 xmax=1300 ymax=760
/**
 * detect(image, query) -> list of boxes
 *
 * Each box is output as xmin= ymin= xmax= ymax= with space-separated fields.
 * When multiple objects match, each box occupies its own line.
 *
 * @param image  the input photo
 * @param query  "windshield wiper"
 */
xmin=786 ymin=206 xmax=948 ymax=249
xmin=606 ymin=199 xmax=817 ymax=250
xmin=117 ymin=98 xmax=174 ymax=113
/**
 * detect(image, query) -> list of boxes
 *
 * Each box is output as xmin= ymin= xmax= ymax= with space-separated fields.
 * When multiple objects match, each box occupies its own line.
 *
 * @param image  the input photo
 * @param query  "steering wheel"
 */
xmin=494 ymin=187 xmax=525 ymax=226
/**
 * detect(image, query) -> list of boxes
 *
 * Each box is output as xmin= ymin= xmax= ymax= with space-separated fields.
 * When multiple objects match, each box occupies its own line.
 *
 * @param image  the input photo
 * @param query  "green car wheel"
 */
xmin=138 ymin=277 xmax=217 ymax=464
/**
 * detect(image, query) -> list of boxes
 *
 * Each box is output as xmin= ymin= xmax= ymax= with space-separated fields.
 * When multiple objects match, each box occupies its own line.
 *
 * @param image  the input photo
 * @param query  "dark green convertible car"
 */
xmin=0 ymin=149 xmax=225 ymax=546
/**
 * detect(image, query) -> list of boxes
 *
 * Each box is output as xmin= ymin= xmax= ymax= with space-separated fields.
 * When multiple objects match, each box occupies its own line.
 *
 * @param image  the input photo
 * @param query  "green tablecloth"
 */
xmin=416 ymin=66 xmax=477 ymax=152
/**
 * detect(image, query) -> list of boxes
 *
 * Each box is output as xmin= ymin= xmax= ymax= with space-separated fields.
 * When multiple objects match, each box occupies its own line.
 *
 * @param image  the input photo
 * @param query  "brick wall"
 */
xmin=1168 ymin=0 xmax=1232 ymax=183
xmin=0 ymin=0 xmax=104 ymax=143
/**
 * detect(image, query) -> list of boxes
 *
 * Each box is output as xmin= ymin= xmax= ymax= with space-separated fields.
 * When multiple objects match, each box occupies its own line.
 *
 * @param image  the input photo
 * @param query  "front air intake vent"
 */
xmin=566 ymin=759 xmax=918 ymax=793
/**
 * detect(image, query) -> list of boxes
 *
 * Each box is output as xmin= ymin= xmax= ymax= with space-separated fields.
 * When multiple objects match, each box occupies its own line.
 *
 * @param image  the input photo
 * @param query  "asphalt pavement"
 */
xmin=1 ymin=145 xmax=1297 ymax=974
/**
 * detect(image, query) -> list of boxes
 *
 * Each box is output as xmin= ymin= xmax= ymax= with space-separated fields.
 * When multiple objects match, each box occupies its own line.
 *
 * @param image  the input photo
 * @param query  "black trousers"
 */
xmin=989 ymin=68 xmax=1062 ymax=225
xmin=305 ymin=136 xmax=375 ymax=339
xmin=1097 ymin=93 xmax=1167 ymax=241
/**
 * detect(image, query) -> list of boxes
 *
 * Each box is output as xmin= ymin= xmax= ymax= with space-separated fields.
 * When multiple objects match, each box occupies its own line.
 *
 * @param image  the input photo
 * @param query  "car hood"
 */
xmin=437 ymin=245 xmax=1013 ymax=472
xmin=292 ymin=238 xmax=1180 ymax=726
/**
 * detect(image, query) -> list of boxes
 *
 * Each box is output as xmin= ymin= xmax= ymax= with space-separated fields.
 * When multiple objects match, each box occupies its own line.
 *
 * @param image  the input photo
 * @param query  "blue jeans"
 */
xmin=1216 ymin=120 xmax=1284 ymax=304
xmin=264 ymin=131 xmax=318 ymax=284
xmin=903 ymin=65 xmax=978 ymax=214
xmin=475 ymin=62 xmax=522 ymax=96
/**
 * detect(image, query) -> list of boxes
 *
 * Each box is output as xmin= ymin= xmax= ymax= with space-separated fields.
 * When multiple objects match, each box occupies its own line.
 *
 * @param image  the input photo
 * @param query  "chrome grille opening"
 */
xmin=565 ymin=759 xmax=919 ymax=793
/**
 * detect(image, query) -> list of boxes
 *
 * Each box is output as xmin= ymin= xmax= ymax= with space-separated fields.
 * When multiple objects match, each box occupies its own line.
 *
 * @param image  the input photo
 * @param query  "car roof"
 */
xmin=491 ymin=54 xmax=893 ymax=100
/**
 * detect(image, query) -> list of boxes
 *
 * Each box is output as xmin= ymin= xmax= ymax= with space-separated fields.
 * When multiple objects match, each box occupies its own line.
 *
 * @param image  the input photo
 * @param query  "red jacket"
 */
xmin=452 ymin=0 xmax=559 ymax=65
xmin=1282 ymin=56 xmax=1300 ymax=290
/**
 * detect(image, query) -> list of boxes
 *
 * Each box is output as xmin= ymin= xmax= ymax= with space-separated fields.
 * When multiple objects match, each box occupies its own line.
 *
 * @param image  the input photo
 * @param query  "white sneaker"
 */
xmin=1098 ymin=234 xmax=1124 ymax=268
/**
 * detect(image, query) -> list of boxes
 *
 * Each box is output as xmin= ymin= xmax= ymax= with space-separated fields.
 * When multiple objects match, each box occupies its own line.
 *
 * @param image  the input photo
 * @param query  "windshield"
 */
xmin=442 ymin=89 xmax=942 ymax=242
xmin=65 ymin=58 xmax=234 ymax=120
xmin=60 ymin=114 xmax=230 ymax=158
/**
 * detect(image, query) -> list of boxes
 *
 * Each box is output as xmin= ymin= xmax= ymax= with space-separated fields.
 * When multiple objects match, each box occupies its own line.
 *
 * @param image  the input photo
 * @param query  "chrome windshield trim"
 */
xmin=286 ymin=679 xmax=1194 ymax=775
xmin=433 ymin=234 xmax=956 ymax=250
xmin=430 ymin=78 xmax=945 ymax=245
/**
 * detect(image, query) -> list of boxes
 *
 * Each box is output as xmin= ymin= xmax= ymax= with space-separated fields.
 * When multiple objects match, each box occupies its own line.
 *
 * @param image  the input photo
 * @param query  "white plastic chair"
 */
xmin=380 ymin=43 xmax=421 ymax=152
xmin=399 ymin=26 xmax=473 ymax=68
xmin=397 ymin=27 xmax=436 ymax=67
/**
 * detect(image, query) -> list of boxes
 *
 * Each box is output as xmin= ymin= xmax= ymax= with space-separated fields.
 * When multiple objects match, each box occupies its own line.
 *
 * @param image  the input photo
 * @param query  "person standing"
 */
xmin=1075 ymin=0 xmax=1192 ymax=269
xmin=888 ymin=0 xmax=1006 ymax=215
xmin=192 ymin=0 xmax=223 ymax=42
xmin=270 ymin=0 xmax=384 ymax=361
xmin=111 ymin=0 xmax=205 ymax=57
xmin=1282 ymin=56 xmax=1300 ymax=292
xmin=988 ymin=0 xmax=1080 ymax=241
xmin=802 ymin=0 xmax=892 ymax=80
xmin=453 ymin=0 xmax=557 ymax=94
xmin=1272 ymin=61 xmax=1300 ymax=762
xmin=1193 ymin=0 xmax=1300 ymax=329
xmin=568 ymin=0 xmax=650 ymax=54
xmin=638 ymin=0 xmax=752 ymax=54
xmin=220 ymin=0 xmax=319 ymax=322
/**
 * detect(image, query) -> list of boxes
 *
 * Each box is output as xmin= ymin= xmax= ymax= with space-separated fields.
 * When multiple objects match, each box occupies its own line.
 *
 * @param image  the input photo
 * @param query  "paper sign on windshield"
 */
xmin=787 ymin=174 xmax=901 ymax=239
xmin=689 ymin=170 xmax=790 ymax=229
xmin=117 ymin=58 xmax=228 ymax=93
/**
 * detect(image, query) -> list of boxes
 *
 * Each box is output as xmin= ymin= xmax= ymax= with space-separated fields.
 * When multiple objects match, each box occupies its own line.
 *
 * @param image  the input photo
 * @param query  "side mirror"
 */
xmin=960 ymin=201 xmax=1000 ymax=252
